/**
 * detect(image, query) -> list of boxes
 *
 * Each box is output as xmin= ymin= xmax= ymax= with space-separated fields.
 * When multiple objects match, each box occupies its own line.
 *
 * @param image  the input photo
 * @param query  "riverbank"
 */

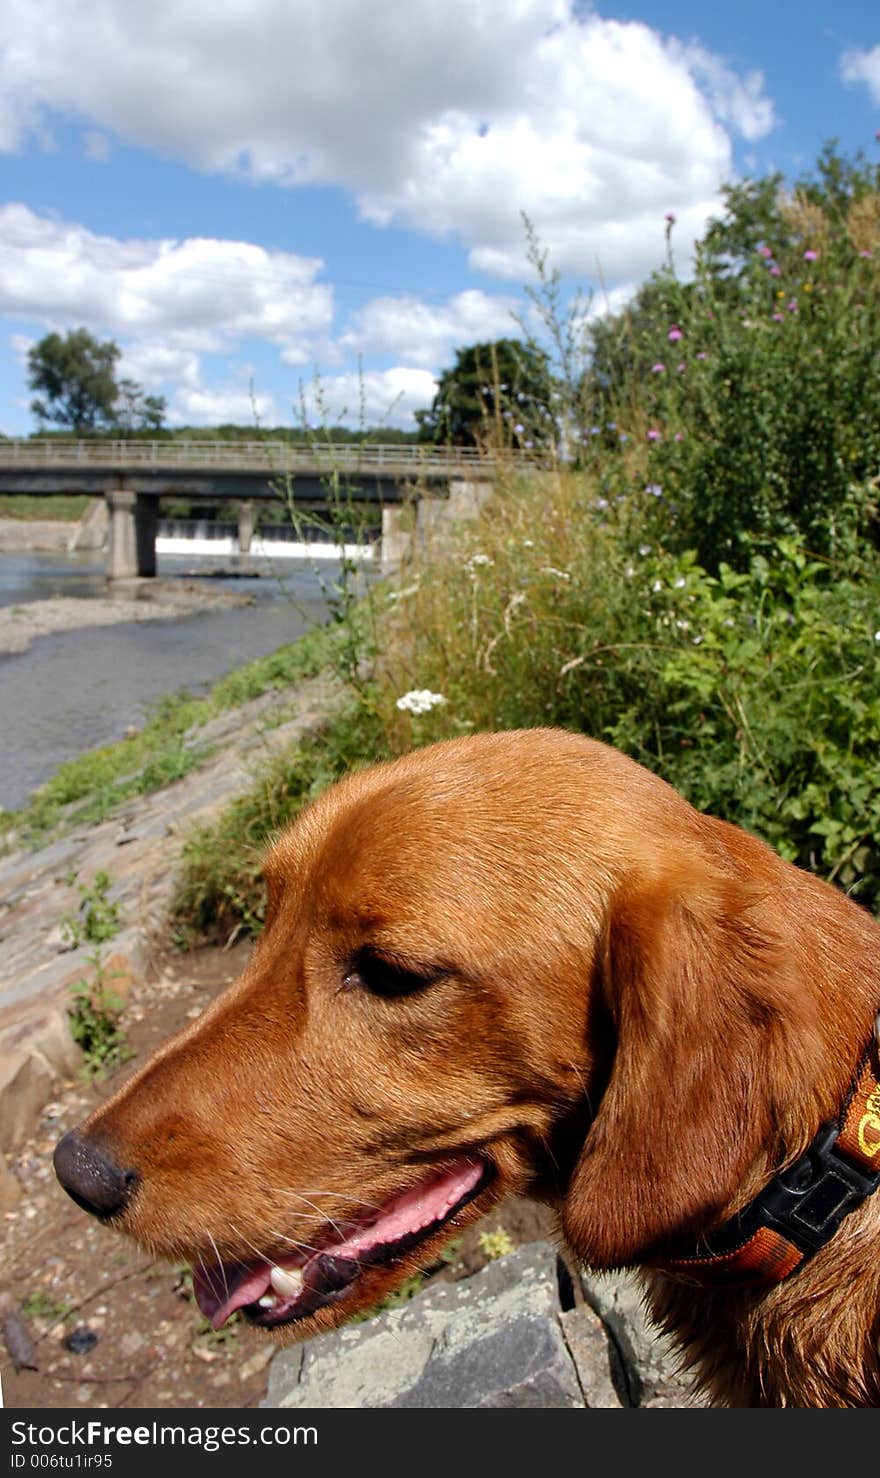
xmin=0 ymin=581 xmax=252 ymax=655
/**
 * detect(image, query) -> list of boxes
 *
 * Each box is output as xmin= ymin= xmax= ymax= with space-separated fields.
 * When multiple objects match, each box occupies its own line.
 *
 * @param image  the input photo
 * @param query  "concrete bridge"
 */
xmin=0 ymin=439 xmax=516 ymax=575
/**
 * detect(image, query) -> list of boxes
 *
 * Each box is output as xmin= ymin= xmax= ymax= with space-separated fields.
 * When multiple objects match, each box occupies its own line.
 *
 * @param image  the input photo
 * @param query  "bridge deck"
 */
xmin=0 ymin=439 xmax=523 ymax=478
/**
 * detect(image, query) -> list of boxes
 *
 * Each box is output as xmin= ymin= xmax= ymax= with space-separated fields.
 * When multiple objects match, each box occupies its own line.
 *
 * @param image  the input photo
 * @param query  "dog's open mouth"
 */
xmin=191 ymin=1156 xmax=490 ymax=1330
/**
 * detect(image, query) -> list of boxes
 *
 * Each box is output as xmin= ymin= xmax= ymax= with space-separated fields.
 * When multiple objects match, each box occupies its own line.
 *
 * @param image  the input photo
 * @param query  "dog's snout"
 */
xmin=53 ymin=1128 xmax=138 ymax=1219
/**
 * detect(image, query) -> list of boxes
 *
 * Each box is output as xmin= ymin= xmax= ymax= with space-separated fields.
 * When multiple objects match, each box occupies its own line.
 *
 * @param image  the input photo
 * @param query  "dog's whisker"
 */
xmin=207 ymin=1232 xmax=230 ymax=1304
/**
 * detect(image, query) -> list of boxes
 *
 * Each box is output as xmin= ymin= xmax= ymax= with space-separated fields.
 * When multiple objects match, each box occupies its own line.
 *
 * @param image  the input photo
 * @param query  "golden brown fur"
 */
xmin=64 ymin=730 xmax=880 ymax=1406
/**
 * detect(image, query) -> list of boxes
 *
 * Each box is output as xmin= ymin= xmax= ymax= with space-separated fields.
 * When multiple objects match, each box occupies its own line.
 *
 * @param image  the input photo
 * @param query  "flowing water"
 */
xmin=0 ymin=549 xmax=346 ymax=811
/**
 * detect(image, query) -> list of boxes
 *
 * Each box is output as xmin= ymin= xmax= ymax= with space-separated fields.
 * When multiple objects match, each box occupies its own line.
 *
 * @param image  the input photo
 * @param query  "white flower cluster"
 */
xmin=396 ymin=689 xmax=447 ymax=715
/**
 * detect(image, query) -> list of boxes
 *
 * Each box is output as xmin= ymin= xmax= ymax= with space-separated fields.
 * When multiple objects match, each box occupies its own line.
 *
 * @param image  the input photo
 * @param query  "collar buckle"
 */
xmin=745 ymin=1121 xmax=880 ymax=1258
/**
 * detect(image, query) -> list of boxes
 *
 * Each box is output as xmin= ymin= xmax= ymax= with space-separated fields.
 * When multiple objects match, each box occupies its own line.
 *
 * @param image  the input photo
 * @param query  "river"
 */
xmin=0 ymin=549 xmax=346 ymax=812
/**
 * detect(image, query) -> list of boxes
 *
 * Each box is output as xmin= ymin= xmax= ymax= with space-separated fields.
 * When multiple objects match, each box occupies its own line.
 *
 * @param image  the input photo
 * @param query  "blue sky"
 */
xmin=0 ymin=1 xmax=877 ymax=435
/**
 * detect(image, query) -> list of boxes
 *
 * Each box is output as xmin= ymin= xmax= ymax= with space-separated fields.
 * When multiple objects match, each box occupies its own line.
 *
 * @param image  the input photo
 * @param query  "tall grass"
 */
xmin=165 ymin=154 xmax=880 ymax=936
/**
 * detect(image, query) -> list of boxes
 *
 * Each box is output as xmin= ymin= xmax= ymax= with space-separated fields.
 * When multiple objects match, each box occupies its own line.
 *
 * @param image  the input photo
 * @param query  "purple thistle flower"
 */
xmin=772 ymin=312 xmax=784 ymax=322
xmin=758 ymin=245 xmax=773 ymax=258
xmin=676 ymin=362 xmax=686 ymax=372
xmin=647 ymin=428 xmax=661 ymax=441
xmin=860 ymin=250 xmax=872 ymax=259
xmin=651 ymin=362 xmax=666 ymax=373
xmin=770 ymin=265 xmax=781 ymax=277
xmin=674 ymin=432 xmax=684 ymax=442
xmin=665 ymin=212 xmax=676 ymax=224
xmin=803 ymin=249 xmax=818 ymax=261
xmin=667 ymin=325 xmax=683 ymax=342
xmin=787 ymin=300 xmax=798 ymax=312
xmin=696 ymin=352 xmax=707 ymax=361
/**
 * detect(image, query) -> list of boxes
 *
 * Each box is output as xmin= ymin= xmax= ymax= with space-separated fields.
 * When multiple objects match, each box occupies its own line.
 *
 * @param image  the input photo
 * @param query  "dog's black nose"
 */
xmin=53 ymin=1129 xmax=137 ymax=1218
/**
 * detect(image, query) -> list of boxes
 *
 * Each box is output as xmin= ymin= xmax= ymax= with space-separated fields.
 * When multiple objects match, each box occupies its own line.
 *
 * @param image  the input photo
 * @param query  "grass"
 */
xmin=0 ymin=494 xmax=92 ymax=521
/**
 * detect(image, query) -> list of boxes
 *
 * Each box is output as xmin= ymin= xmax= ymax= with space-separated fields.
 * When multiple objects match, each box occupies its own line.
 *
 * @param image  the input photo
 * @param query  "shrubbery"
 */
xmin=171 ymin=145 xmax=880 ymax=935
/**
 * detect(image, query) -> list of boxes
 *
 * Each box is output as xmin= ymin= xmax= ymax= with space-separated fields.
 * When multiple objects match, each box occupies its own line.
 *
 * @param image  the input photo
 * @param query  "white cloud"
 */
xmin=298 ymin=368 xmax=438 ymax=430
xmin=0 ymin=2 xmax=777 ymax=283
xmin=0 ymin=203 xmax=333 ymax=358
xmin=169 ymin=385 xmax=283 ymax=428
xmin=340 ymin=290 xmax=520 ymax=368
xmin=841 ymin=46 xmax=880 ymax=105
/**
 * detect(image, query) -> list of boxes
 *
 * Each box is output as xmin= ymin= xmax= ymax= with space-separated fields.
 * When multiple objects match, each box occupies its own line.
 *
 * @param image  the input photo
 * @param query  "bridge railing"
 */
xmin=0 ymin=439 xmax=533 ymax=475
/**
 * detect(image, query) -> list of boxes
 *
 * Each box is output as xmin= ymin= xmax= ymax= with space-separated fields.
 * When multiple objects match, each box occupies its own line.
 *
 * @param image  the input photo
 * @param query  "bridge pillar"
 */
xmin=106 ymin=489 xmax=159 ymax=579
xmin=381 ymin=504 xmax=414 ymax=570
xmin=238 ymin=500 xmax=256 ymax=554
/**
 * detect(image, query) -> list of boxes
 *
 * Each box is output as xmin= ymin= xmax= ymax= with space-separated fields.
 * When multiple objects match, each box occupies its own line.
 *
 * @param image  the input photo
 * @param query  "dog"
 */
xmin=54 ymin=729 xmax=880 ymax=1407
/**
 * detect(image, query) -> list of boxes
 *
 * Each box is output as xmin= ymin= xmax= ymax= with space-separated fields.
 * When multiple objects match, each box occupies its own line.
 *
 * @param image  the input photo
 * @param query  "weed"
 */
xmin=20 ymin=1289 xmax=73 ymax=1322
xmin=67 ymin=950 xmax=133 ymax=1079
xmin=60 ymin=870 xmax=120 ymax=949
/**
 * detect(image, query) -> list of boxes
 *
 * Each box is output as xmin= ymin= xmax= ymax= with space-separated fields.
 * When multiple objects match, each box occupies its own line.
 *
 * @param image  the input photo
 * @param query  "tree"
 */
xmin=114 ymin=378 xmax=168 ymax=434
xmin=28 ymin=329 xmax=122 ymax=432
xmin=417 ymin=338 xmax=555 ymax=448
xmin=27 ymin=328 xmax=167 ymax=434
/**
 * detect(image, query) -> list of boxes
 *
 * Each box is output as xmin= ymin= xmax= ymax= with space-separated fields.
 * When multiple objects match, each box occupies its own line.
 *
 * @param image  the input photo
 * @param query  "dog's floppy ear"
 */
xmin=562 ymin=861 xmax=820 ymax=1268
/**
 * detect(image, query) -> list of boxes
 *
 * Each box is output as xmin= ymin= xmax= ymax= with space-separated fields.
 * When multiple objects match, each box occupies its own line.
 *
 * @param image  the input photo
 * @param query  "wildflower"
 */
xmin=396 ymin=690 xmax=446 ymax=715
xmin=758 ymin=245 xmax=773 ymax=258
xmin=541 ymin=566 xmax=571 ymax=581
xmin=625 ymin=565 xmax=635 ymax=579
xmin=803 ymin=282 xmax=813 ymax=293
xmin=645 ymin=484 xmax=662 ymax=497
xmin=803 ymin=249 xmax=818 ymax=261
xmin=874 ymin=631 xmax=880 ymax=643
xmin=772 ymin=312 xmax=784 ymax=322
xmin=652 ymin=580 xmax=663 ymax=593
xmin=595 ymin=497 xmax=609 ymax=510
xmin=465 ymin=552 xmax=493 ymax=571
xmin=619 ymin=432 xmax=629 ymax=442
xmin=606 ymin=421 xmax=616 ymax=431
xmin=524 ymin=439 xmax=534 ymax=449
xmin=667 ymin=325 xmax=683 ymax=342
xmin=787 ymin=300 xmax=798 ymax=312
xmin=665 ymin=212 xmax=676 ymax=224
xmin=674 ymin=577 xmax=686 ymax=589
xmin=770 ymin=265 xmax=781 ymax=276
xmin=651 ymin=362 xmax=666 ymax=373
xmin=674 ymin=432 xmax=684 ymax=441
xmin=676 ymin=362 xmax=686 ymax=372
xmin=647 ymin=428 xmax=661 ymax=441
xmin=638 ymin=545 xmax=651 ymax=556
xmin=860 ymin=250 xmax=873 ymax=259
xmin=514 ymin=423 xmax=524 ymax=434
xmin=692 ymin=635 xmax=703 ymax=645
xmin=590 ymin=426 xmax=601 ymax=436
xmin=523 ymin=539 xmax=534 ymax=548
xmin=696 ymin=352 xmax=707 ymax=361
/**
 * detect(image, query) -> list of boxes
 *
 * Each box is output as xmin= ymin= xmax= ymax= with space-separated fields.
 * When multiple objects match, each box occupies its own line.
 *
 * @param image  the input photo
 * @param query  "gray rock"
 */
xmin=264 ymin=1243 xmax=584 ymax=1409
xmin=579 ymin=1267 xmax=705 ymax=1407
xmin=559 ymin=1303 xmax=626 ymax=1407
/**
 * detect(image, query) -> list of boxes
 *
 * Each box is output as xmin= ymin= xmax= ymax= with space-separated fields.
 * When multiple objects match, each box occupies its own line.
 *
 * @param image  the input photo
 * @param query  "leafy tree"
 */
xmin=28 ymin=329 xmax=122 ymax=432
xmin=115 ymin=378 xmax=167 ymax=433
xmin=417 ymin=338 xmax=555 ymax=448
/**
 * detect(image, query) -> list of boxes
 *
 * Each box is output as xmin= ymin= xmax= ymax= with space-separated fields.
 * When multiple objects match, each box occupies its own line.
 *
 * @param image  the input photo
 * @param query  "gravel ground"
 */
xmin=0 ymin=582 xmax=252 ymax=655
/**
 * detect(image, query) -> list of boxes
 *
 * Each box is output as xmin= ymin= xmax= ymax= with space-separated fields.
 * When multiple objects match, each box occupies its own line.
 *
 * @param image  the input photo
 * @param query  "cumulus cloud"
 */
xmin=169 ymin=385 xmax=283 ymax=428
xmin=0 ymin=1 xmax=776 ymax=281
xmin=841 ymin=46 xmax=880 ymax=105
xmin=340 ymin=290 xmax=520 ymax=368
xmin=298 ymin=368 xmax=438 ymax=430
xmin=0 ymin=204 xmax=333 ymax=358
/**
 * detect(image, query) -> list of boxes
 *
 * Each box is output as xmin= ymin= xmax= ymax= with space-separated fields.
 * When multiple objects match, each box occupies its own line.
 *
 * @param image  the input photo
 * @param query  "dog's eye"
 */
xmin=341 ymin=950 xmax=437 ymax=999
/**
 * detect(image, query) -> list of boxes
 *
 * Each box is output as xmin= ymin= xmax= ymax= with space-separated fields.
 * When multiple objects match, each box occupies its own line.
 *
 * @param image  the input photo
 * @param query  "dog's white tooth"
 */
xmin=258 ymin=1294 xmax=276 ymax=1308
xmin=270 ymin=1265 xmax=304 ymax=1298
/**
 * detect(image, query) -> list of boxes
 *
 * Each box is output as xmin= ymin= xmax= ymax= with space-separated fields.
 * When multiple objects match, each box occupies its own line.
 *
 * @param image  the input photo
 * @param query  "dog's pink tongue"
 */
xmin=327 ymin=1159 xmax=485 ymax=1260
xmin=192 ymin=1159 xmax=484 ymax=1329
xmin=192 ymin=1261 xmax=272 ymax=1329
